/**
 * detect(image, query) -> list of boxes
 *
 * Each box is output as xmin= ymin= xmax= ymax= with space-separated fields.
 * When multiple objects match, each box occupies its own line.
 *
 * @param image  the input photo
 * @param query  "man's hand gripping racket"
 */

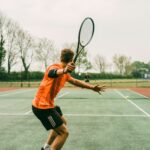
xmin=64 ymin=62 xmax=75 ymax=73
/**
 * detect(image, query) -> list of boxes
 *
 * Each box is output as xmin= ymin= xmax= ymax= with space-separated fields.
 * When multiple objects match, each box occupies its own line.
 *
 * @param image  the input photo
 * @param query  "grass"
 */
xmin=0 ymin=79 xmax=150 ymax=88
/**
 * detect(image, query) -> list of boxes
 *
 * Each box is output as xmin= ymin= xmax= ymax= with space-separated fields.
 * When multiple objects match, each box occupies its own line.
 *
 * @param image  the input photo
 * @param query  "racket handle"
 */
xmin=73 ymin=56 xmax=77 ymax=63
xmin=67 ymin=62 xmax=75 ymax=73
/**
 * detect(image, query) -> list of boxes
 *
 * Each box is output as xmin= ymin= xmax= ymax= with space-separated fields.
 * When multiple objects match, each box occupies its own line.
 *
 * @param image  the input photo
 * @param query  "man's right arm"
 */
xmin=48 ymin=62 xmax=75 ymax=78
xmin=48 ymin=69 xmax=64 ymax=78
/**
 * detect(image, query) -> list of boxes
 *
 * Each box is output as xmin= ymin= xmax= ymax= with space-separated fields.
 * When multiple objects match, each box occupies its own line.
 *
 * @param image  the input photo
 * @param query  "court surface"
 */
xmin=0 ymin=88 xmax=150 ymax=150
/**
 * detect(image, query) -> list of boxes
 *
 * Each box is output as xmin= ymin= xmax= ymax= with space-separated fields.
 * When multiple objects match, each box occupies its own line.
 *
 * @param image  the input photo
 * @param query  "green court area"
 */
xmin=0 ymin=88 xmax=150 ymax=150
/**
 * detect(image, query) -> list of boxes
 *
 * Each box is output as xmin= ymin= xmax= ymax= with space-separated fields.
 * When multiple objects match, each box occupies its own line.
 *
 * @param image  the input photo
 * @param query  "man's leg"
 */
xmin=46 ymin=116 xmax=67 ymax=146
xmin=47 ymin=130 xmax=57 ymax=146
xmin=50 ymin=123 xmax=69 ymax=150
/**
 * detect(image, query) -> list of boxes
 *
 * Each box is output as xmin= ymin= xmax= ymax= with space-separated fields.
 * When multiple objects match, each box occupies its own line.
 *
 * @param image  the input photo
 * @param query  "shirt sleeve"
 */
xmin=48 ymin=69 xmax=58 ymax=78
xmin=46 ymin=64 xmax=60 ymax=77
xmin=48 ymin=65 xmax=60 ymax=71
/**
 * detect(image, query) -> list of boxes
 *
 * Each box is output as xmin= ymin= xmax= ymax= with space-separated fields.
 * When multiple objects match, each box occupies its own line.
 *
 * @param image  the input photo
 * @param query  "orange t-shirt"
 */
xmin=32 ymin=63 xmax=71 ymax=109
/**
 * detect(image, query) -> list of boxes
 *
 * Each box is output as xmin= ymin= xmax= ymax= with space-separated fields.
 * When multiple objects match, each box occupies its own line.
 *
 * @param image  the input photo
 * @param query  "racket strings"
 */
xmin=73 ymin=17 xmax=94 ymax=63
xmin=79 ymin=19 xmax=94 ymax=46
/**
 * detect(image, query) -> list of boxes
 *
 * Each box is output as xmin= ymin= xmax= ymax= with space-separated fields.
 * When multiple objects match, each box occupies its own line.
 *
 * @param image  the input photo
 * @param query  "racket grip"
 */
xmin=65 ymin=62 xmax=75 ymax=73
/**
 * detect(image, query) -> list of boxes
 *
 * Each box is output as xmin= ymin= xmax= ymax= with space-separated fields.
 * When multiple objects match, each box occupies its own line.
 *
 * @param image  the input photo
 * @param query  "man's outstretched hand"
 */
xmin=92 ymin=85 xmax=106 ymax=95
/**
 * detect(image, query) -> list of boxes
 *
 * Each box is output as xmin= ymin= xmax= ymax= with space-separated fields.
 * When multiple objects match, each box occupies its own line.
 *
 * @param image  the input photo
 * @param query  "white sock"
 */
xmin=43 ymin=143 xmax=50 ymax=150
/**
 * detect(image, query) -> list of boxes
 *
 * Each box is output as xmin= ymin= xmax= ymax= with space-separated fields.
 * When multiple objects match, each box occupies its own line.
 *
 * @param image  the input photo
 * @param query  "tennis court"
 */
xmin=0 ymin=87 xmax=150 ymax=150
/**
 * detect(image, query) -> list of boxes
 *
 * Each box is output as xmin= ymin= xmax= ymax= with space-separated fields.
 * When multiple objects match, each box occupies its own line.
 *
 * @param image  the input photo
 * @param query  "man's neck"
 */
xmin=60 ymin=62 xmax=67 ymax=68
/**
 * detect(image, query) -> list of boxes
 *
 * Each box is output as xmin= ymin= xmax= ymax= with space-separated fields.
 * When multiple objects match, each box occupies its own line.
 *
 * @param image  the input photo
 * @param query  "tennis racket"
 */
xmin=73 ymin=17 xmax=95 ymax=63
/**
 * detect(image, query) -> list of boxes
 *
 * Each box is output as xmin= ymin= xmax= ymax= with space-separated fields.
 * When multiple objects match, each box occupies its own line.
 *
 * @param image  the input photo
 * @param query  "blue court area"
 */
xmin=0 ymin=88 xmax=150 ymax=150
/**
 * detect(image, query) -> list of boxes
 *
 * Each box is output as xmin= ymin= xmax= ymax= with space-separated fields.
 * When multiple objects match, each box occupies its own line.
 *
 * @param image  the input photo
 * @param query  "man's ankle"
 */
xmin=42 ymin=143 xmax=50 ymax=150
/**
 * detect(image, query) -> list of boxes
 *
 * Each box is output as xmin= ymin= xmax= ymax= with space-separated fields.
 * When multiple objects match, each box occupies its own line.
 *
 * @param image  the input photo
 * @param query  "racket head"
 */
xmin=73 ymin=17 xmax=95 ymax=63
xmin=78 ymin=17 xmax=95 ymax=47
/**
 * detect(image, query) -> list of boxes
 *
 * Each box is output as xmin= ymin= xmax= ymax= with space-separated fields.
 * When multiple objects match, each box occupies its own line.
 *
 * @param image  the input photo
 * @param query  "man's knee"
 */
xmin=54 ymin=125 xmax=69 ymax=137
xmin=61 ymin=127 xmax=69 ymax=137
xmin=64 ymin=128 xmax=69 ymax=137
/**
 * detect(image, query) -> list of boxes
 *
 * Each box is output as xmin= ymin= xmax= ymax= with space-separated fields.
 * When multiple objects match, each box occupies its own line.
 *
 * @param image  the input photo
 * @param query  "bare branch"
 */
xmin=93 ymin=55 xmax=107 ymax=73
xmin=35 ymin=38 xmax=57 ymax=70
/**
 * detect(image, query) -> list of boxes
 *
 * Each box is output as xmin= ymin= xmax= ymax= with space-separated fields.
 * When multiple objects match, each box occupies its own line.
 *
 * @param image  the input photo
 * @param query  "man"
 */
xmin=32 ymin=49 xmax=105 ymax=150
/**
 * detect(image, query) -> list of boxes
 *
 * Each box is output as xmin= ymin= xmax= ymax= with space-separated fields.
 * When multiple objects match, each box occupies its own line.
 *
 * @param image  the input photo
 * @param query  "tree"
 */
xmin=0 ymin=34 xmax=6 ymax=70
xmin=124 ymin=57 xmax=132 ymax=75
xmin=5 ymin=20 xmax=19 ymax=75
xmin=75 ymin=49 xmax=92 ymax=73
xmin=148 ymin=61 xmax=150 ymax=71
xmin=113 ymin=54 xmax=132 ymax=75
xmin=131 ymin=61 xmax=149 ymax=78
xmin=16 ymin=29 xmax=34 ymax=79
xmin=35 ymin=38 xmax=57 ymax=70
xmin=0 ymin=12 xmax=6 ymax=71
xmin=131 ymin=61 xmax=149 ymax=70
xmin=0 ymin=11 xmax=6 ymax=35
xmin=93 ymin=55 xmax=107 ymax=73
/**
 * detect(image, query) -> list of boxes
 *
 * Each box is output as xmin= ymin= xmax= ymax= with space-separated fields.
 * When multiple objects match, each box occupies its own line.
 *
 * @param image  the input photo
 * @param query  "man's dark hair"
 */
xmin=60 ymin=49 xmax=74 ymax=63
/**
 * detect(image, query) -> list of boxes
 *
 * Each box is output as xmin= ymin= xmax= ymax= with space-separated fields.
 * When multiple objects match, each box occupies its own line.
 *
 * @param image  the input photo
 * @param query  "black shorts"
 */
xmin=32 ymin=105 xmax=63 ymax=130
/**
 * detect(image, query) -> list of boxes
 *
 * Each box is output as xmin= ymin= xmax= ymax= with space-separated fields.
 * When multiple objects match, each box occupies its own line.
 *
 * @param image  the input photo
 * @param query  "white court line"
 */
xmin=0 ymin=88 xmax=36 ymax=115
xmin=115 ymin=89 xmax=150 ymax=117
xmin=65 ymin=114 xmax=147 ymax=117
xmin=126 ymin=89 xmax=150 ymax=99
xmin=0 ymin=113 xmax=27 ymax=116
xmin=0 ymin=113 xmax=149 ymax=117
xmin=56 ymin=92 xmax=69 ymax=99
xmin=24 ymin=110 xmax=32 ymax=115
xmin=24 ymin=91 xmax=70 ymax=115
xmin=0 ymin=89 xmax=35 ymax=97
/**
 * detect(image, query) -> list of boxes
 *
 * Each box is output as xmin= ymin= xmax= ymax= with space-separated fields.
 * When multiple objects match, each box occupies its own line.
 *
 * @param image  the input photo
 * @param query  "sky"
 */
xmin=0 ymin=0 xmax=150 ymax=66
